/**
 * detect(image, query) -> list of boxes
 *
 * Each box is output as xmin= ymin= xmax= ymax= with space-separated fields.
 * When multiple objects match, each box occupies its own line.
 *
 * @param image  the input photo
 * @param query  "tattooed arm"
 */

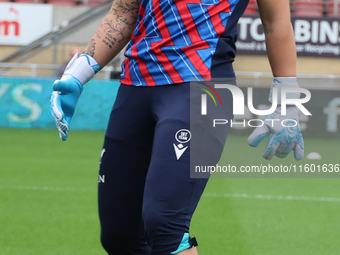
xmin=82 ymin=0 xmax=141 ymax=67
xmin=257 ymin=0 xmax=296 ymax=77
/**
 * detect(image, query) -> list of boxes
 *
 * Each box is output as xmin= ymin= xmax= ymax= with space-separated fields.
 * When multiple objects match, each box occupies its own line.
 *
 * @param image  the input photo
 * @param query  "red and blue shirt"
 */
xmin=120 ymin=0 xmax=249 ymax=86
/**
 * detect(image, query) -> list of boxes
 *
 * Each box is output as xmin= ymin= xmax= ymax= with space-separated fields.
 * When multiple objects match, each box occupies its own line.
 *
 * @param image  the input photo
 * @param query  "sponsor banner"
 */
xmin=237 ymin=15 xmax=340 ymax=57
xmin=0 ymin=3 xmax=53 ymax=45
xmin=0 ymin=77 xmax=120 ymax=130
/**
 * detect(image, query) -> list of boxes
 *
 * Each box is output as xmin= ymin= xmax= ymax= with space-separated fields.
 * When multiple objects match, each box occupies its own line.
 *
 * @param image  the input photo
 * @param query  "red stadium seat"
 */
xmin=0 ymin=0 xmax=36 ymax=3
xmin=0 ymin=0 xmax=85 ymax=4
xmin=326 ymin=0 xmax=340 ymax=16
xmin=244 ymin=0 xmax=257 ymax=14
xmin=86 ymin=0 xmax=103 ymax=6
xmin=0 ymin=0 xmax=39 ymax=3
xmin=293 ymin=0 xmax=324 ymax=17
xmin=44 ymin=0 xmax=78 ymax=5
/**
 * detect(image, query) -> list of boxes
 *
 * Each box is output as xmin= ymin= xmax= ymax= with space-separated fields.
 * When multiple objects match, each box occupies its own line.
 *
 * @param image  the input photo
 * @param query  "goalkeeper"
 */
xmin=51 ymin=0 xmax=304 ymax=254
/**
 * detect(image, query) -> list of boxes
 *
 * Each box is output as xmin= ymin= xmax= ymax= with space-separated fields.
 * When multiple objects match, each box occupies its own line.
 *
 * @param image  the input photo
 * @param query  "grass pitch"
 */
xmin=0 ymin=127 xmax=339 ymax=255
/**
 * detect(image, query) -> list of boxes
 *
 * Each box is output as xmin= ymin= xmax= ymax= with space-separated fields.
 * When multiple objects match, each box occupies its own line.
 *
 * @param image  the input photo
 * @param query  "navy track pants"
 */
xmin=98 ymin=82 xmax=233 ymax=255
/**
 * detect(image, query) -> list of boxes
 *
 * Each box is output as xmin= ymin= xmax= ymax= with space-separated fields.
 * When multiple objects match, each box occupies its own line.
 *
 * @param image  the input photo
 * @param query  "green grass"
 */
xmin=0 ymin=128 xmax=104 ymax=255
xmin=0 ymin=128 xmax=339 ymax=254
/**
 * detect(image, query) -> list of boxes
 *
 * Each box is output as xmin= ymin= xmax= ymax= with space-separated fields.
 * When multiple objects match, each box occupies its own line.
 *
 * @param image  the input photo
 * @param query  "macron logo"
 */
xmin=173 ymin=143 xmax=188 ymax=160
xmin=173 ymin=129 xmax=191 ymax=161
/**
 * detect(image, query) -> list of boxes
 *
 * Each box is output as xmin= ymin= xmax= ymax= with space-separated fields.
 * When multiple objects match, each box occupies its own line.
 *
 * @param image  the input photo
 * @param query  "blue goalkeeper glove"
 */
xmin=51 ymin=53 xmax=101 ymax=141
xmin=247 ymin=78 xmax=304 ymax=160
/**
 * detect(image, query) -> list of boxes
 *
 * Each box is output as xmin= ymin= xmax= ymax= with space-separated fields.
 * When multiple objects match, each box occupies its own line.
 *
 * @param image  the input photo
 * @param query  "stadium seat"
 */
xmin=83 ymin=0 xmax=102 ymax=5
xmin=44 ymin=0 xmax=79 ymax=5
xmin=0 ymin=0 xmax=86 ymax=4
xmin=326 ymin=0 xmax=340 ymax=16
xmin=293 ymin=0 xmax=324 ymax=17
xmin=244 ymin=0 xmax=257 ymax=14
xmin=0 ymin=0 xmax=40 ymax=3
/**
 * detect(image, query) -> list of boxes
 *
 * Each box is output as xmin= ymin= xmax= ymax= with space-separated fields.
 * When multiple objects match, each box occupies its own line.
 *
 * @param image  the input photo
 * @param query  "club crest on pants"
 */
xmin=173 ymin=129 xmax=191 ymax=160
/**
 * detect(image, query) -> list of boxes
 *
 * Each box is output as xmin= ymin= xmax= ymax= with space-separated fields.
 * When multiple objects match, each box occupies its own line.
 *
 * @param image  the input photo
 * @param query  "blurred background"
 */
xmin=0 ymin=0 xmax=339 ymax=134
xmin=0 ymin=0 xmax=340 ymax=79
xmin=0 ymin=1 xmax=340 ymax=254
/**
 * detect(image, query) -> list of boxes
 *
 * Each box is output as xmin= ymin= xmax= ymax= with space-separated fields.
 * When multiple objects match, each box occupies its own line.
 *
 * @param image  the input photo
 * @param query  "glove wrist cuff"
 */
xmin=62 ymin=53 xmax=101 ymax=85
xmin=269 ymin=77 xmax=300 ymax=104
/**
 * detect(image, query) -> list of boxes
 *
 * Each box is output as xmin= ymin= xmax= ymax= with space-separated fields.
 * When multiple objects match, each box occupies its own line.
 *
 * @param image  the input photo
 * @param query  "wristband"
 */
xmin=269 ymin=77 xmax=300 ymax=104
xmin=62 ymin=53 xmax=101 ymax=85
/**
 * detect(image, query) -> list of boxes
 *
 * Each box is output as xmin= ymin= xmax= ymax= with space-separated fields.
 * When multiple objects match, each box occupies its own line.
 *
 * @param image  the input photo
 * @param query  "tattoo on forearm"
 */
xmin=116 ymin=0 xmax=140 ymax=15
xmin=95 ymin=27 xmax=102 ymax=39
xmin=83 ymin=39 xmax=96 ymax=57
xmin=100 ymin=0 xmax=140 ymax=49
xmin=264 ymin=28 xmax=274 ymax=34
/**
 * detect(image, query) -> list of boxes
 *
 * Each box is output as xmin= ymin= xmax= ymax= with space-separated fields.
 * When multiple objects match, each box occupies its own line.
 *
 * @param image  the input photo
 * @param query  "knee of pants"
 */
xmin=143 ymin=206 xmax=164 ymax=238
xmin=101 ymin=228 xmax=149 ymax=255
xmin=142 ymin=203 xmax=189 ymax=248
xmin=100 ymin=228 xmax=129 ymax=254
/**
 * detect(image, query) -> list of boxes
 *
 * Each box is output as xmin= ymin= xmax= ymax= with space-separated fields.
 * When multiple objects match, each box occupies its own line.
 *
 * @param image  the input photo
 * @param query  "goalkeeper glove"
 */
xmin=51 ymin=53 xmax=101 ymax=141
xmin=247 ymin=77 xmax=304 ymax=160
